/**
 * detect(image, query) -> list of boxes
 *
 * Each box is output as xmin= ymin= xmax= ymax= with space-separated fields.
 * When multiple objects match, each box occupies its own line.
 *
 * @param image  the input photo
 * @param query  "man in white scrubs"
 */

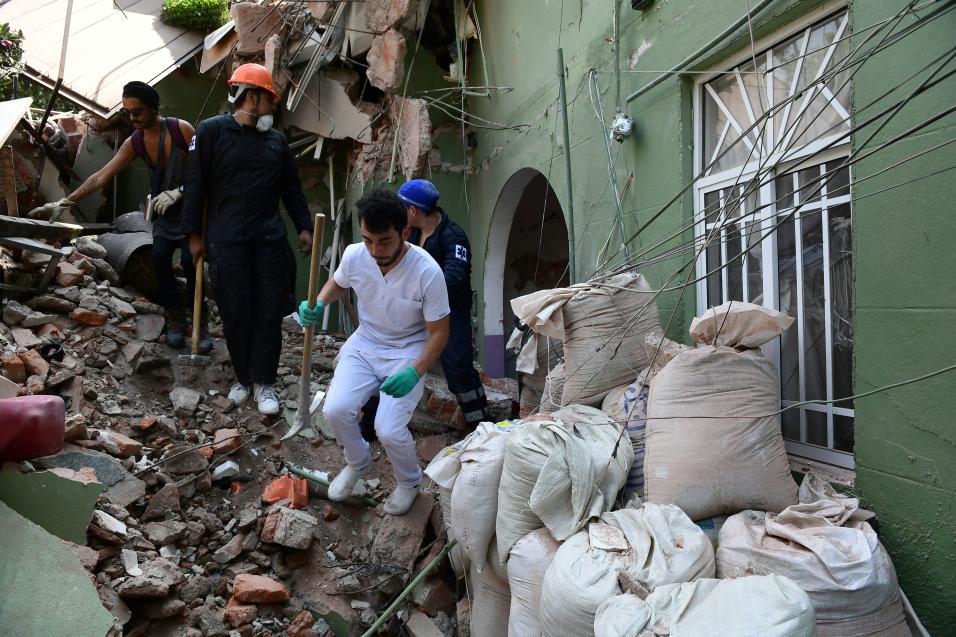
xmin=298 ymin=189 xmax=450 ymax=515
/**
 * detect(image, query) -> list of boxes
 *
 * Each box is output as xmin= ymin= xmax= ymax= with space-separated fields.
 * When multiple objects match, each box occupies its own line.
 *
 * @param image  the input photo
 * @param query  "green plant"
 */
xmin=161 ymin=0 xmax=229 ymax=32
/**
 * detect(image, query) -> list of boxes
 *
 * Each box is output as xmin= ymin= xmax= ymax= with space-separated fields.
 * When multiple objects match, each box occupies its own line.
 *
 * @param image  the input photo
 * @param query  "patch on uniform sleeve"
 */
xmin=188 ymin=135 xmax=197 ymax=151
xmin=454 ymin=244 xmax=468 ymax=261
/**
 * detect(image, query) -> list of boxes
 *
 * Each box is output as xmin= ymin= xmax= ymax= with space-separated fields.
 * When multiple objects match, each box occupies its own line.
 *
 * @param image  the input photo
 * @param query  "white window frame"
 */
xmin=692 ymin=3 xmax=855 ymax=469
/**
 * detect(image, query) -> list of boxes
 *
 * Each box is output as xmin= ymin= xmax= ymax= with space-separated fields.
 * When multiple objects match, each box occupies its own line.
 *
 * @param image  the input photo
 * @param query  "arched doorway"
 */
xmin=483 ymin=168 xmax=570 ymax=378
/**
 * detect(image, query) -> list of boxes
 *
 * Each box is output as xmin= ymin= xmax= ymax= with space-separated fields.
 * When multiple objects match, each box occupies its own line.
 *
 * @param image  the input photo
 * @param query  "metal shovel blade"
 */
xmin=282 ymin=390 xmax=326 ymax=440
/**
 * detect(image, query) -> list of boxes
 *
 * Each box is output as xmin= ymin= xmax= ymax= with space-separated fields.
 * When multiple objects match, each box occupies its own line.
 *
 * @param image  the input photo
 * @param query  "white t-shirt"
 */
xmin=334 ymin=242 xmax=450 ymax=359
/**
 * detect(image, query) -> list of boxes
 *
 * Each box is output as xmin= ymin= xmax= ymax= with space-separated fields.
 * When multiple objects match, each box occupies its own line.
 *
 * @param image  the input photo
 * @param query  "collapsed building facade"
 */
xmin=1 ymin=0 xmax=955 ymax=635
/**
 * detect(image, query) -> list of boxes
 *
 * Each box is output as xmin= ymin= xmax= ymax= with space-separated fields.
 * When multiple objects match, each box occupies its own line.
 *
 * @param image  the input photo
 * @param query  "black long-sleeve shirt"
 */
xmin=409 ymin=209 xmax=473 ymax=307
xmin=182 ymin=114 xmax=311 ymax=243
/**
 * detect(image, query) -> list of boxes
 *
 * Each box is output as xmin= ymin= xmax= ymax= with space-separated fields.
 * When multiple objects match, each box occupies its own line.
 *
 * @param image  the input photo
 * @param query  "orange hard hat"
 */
xmin=228 ymin=63 xmax=279 ymax=100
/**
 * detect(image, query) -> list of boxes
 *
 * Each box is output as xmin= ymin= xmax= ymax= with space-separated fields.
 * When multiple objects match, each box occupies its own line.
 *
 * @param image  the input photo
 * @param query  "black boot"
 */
xmin=359 ymin=395 xmax=379 ymax=442
xmin=197 ymin=308 xmax=213 ymax=355
xmin=165 ymin=310 xmax=186 ymax=349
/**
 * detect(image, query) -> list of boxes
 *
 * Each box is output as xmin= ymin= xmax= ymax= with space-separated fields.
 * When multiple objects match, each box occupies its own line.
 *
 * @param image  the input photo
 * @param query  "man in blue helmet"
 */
xmin=398 ymin=179 xmax=490 ymax=429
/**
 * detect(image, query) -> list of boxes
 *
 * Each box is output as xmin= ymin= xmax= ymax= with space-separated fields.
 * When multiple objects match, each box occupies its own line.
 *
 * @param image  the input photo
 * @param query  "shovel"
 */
xmin=285 ymin=212 xmax=325 ymax=441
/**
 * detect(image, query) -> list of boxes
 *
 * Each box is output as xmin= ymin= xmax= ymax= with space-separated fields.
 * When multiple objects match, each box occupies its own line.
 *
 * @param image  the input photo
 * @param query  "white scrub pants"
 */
xmin=322 ymin=341 xmax=424 ymax=488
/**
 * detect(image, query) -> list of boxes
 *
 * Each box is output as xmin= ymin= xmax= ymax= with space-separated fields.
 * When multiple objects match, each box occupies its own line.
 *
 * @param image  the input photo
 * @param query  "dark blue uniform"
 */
xmin=409 ymin=209 xmax=489 ymax=426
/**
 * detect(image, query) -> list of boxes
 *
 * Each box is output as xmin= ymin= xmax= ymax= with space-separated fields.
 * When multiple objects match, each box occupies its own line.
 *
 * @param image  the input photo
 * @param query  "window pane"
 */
xmin=829 ymin=203 xmax=853 ymax=407
xmin=776 ymin=173 xmax=796 ymax=209
xmin=747 ymin=222 xmax=764 ymax=304
xmin=706 ymin=241 xmax=722 ymax=308
xmin=778 ymin=216 xmax=800 ymax=403
xmin=826 ymin=161 xmax=850 ymax=198
xmin=806 ymin=409 xmax=828 ymax=447
xmin=726 ymin=226 xmax=743 ymax=301
xmin=835 ymin=414 xmax=854 ymax=452
xmin=703 ymin=190 xmax=721 ymax=225
xmin=801 ymin=210 xmax=827 ymax=403
xmin=799 ymin=166 xmax=822 ymax=203
xmin=782 ymin=408 xmax=800 ymax=441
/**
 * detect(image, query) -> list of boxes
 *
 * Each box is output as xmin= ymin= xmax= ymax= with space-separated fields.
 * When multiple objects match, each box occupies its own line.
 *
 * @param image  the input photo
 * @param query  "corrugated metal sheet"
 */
xmin=0 ymin=0 xmax=203 ymax=116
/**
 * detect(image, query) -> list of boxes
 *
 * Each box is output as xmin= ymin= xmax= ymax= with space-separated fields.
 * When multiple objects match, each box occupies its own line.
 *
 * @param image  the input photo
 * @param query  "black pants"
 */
xmin=442 ymin=304 xmax=488 ymax=425
xmin=208 ymin=238 xmax=290 ymax=386
xmin=151 ymin=235 xmax=197 ymax=312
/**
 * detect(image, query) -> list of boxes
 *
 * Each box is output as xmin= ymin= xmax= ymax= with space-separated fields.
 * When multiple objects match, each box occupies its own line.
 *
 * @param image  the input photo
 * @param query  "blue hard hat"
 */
xmin=397 ymin=179 xmax=440 ymax=212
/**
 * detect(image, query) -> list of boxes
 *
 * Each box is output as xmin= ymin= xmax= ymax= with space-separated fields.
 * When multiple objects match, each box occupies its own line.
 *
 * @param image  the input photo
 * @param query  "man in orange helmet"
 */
xmin=183 ymin=63 xmax=314 ymax=416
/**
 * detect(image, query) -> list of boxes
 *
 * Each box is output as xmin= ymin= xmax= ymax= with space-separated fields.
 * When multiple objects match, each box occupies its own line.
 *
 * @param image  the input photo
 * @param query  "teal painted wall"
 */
xmin=849 ymin=2 xmax=956 ymax=632
xmin=401 ymin=0 xmax=955 ymax=631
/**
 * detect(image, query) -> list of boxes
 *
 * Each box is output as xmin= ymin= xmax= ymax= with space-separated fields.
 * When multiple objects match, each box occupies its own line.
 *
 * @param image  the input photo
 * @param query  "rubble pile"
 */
xmin=1 ymin=226 xmax=517 ymax=636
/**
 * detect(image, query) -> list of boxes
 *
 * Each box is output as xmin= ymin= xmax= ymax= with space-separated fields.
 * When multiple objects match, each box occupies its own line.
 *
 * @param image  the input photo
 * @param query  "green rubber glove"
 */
xmin=380 ymin=366 xmax=420 ymax=398
xmin=298 ymin=299 xmax=324 ymax=327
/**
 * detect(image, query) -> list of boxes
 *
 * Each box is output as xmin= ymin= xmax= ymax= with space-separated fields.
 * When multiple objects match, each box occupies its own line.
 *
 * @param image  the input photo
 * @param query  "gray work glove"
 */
xmin=151 ymin=188 xmax=183 ymax=216
xmin=28 ymin=197 xmax=75 ymax=222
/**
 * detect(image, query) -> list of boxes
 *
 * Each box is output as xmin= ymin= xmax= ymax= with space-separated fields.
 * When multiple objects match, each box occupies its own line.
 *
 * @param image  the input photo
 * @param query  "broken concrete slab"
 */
xmin=0 ymin=375 xmax=18 ymax=399
xmin=135 ymin=313 xmax=165 ymax=342
xmin=370 ymin=494 xmax=433 ymax=594
xmin=143 ymin=482 xmax=181 ymax=521
xmin=0 ymin=501 xmax=114 ymax=636
xmin=406 ymin=610 xmax=445 ymax=637
xmin=392 ymin=96 xmax=432 ymax=180
xmin=143 ymin=520 xmax=187 ymax=545
xmin=0 ymin=463 xmax=103 ymax=544
xmin=261 ymin=506 xmax=317 ymax=550
xmin=34 ymin=444 xmax=145 ymax=507
xmin=162 ymin=445 xmax=209 ymax=475
xmin=231 ymin=1 xmax=282 ymax=55
xmin=117 ymin=558 xmax=186 ymax=599
xmin=367 ymin=28 xmax=407 ymax=92
xmin=365 ymin=0 xmax=419 ymax=32
xmin=213 ymin=533 xmax=245 ymax=564
xmin=169 ymin=386 xmax=201 ymax=417
xmin=11 ymin=326 xmax=42 ymax=348
xmin=2 ymin=299 xmax=30 ymax=325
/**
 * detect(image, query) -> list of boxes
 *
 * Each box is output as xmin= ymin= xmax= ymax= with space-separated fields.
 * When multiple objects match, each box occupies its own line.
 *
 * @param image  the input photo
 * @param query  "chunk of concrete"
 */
xmin=366 ymin=29 xmax=407 ymax=92
xmin=169 ymin=387 xmax=202 ymax=417
xmin=0 ymin=464 xmax=103 ymax=543
xmin=135 ymin=314 xmax=165 ymax=342
xmin=34 ymin=445 xmax=145 ymax=507
xmin=391 ymin=96 xmax=431 ymax=179
xmin=162 ymin=445 xmax=209 ymax=475
xmin=143 ymin=520 xmax=187 ymax=545
xmin=370 ymin=494 xmax=433 ymax=594
xmin=261 ymin=506 xmax=317 ymax=550
xmin=0 ymin=501 xmax=114 ymax=636
xmin=143 ymin=483 xmax=181 ymax=521
xmin=365 ymin=0 xmax=418 ymax=31
xmin=231 ymin=1 xmax=282 ymax=55
xmin=405 ymin=610 xmax=445 ymax=637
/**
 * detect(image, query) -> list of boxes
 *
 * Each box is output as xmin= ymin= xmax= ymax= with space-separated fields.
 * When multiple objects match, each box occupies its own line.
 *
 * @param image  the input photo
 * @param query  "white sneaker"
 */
xmin=254 ymin=384 xmax=281 ymax=416
xmin=328 ymin=463 xmax=369 ymax=502
xmin=384 ymin=484 xmax=419 ymax=516
xmin=228 ymin=383 xmax=250 ymax=405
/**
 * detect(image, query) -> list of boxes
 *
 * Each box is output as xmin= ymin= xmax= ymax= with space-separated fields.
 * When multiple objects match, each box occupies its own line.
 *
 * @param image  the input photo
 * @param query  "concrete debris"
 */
xmin=367 ymin=29 xmax=407 ymax=92
xmin=231 ymin=1 xmax=283 ymax=55
xmin=392 ymin=96 xmax=432 ymax=180
xmin=365 ymin=0 xmax=419 ymax=32
xmin=261 ymin=506 xmax=318 ymax=550
xmin=232 ymin=573 xmax=291 ymax=604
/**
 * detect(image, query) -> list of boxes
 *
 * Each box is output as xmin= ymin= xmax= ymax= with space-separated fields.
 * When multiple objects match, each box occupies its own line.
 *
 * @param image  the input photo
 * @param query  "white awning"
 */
xmin=0 ymin=98 xmax=32 ymax=146
xmin=0 ymin=0 xmax=204 ymax=117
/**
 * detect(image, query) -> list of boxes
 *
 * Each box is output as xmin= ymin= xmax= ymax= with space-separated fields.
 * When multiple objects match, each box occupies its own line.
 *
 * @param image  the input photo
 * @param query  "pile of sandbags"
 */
xmin=425 ymin=421 xmax=522 ymax=576
xmin=511 ymin=272 xmax=662 ymax=408
xmin=495 ymin=405 xmax=633 ymax=563
xmin=717 ymin=473 xmax=910 ymax=636
xmin=507 ymin=528 xmax=561 ymax=636
xmin=538 ymin=503 xmax=716 ymax=637
xmin=594 ymin=575 xmax=817 ymax=637
xmin=644 ymin=301 xmax=799 ymax=520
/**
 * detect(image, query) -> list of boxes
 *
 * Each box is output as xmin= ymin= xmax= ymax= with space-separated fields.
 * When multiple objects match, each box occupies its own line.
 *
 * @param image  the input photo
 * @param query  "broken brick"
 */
xmin=287 ymin=609 xmax=315 ymax=636
xmin=223 ymin=596 xmax=258 ymax=628
xmin=98 ymin=430 xmax=143 ymax=458
xmin=70 ymin=307 xmax=107 ymax=327
xmin=2 ymin=354 xmax=27 ymax=384
xmin=64 ymin=413 xmax=89 ymax=442
xmin=231 ymin=574 xmax=290 ymax=604
xmin=139 ymin=416 xmax=158 ymax=432
xmin=213 ymin=428 xmax=242 ymax=454
xmin=56 ymin=261 xmax=85 ymax=287
xmin=322 ymin=504 xmax=340 ymax=522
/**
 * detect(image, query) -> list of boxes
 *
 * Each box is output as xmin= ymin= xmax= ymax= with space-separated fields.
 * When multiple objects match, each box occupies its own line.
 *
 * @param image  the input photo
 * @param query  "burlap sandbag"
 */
xmin=594 ymin=575 xmax=817 ymax=637
xmin=539 ymin=503 xmax=714 ymax=637
xmin=469 ymin=558 xmax=510 ymax=637
xmin=539 ymin=362 xmax=565 ymax=413
xmin=508 ymin=528 xmax=561 ymax=637
xmin=495 ymin=406 xmax=631 ymax=564
xmin=644 ymin=304 xmax=798 ymax=519
xmin=560 ymin=273 xmax=661 ymax=406
xmin=717 ymin=473 xmax=907 ymax=635
xmin=690 ymin=301 xmax=794 ymax=348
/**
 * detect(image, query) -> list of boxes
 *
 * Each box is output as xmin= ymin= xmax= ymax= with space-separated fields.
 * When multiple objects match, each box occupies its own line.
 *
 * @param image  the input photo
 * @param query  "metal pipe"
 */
xmin=625 ymin=0 xmax=777 ymax=104
xmin=614 ymin=0 xmax=621 ymax=109
xmin=557 ymin=48 xmax=576 ymax=281
xmin=592 ymin=73 xmax=630 ymax=259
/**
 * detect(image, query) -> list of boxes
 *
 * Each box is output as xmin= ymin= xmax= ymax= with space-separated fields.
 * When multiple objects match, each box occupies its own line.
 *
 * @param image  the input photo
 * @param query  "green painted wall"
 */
xmin=850 ymin=2 xmax=956 ymax=632
xmin=403 ymin=0 xmax=955 ymax=631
